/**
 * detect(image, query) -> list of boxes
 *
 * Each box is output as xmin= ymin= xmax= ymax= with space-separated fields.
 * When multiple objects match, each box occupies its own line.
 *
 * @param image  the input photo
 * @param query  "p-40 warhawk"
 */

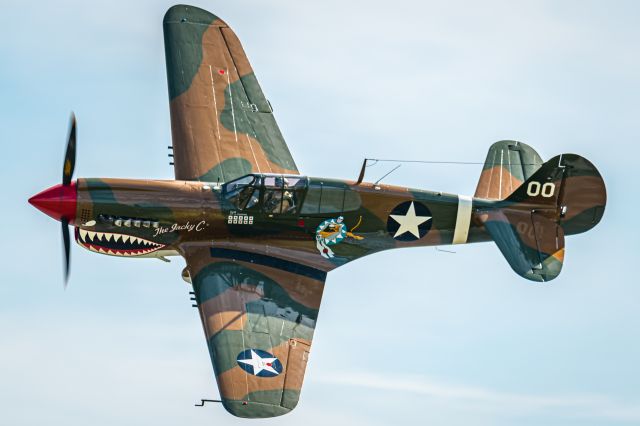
xmin=29 ymin=4 xmax=606 ymax=419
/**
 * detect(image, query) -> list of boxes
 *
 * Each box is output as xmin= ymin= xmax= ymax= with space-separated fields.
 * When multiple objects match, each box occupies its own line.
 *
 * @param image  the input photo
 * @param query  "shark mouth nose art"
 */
xmin=75 ymin=229 xmax=165 ymax=256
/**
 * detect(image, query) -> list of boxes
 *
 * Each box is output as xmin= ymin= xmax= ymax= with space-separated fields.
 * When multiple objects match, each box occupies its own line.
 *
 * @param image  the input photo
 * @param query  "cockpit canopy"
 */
xmin=223 ymin=174 xmax=361 ymax=216
xmin=223 ymin=174 xmax=305 ymax=214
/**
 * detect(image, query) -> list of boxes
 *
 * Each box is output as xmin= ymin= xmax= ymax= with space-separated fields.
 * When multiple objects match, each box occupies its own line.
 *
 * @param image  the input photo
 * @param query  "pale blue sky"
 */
xmin=1 ymin=1 xmax=639 ymax=425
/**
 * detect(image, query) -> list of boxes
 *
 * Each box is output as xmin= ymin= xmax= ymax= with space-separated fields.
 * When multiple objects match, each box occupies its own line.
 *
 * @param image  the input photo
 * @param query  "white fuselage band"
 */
xmin=452 ymin=195 xmax=473 ymax=244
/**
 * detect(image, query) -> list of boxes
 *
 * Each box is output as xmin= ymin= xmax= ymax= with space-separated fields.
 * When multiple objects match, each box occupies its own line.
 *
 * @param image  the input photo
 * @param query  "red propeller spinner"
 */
xmin=29 ymin=113 xmax=77 ymax=285
xmin=28 ymin=182 xmax=77 ymax=223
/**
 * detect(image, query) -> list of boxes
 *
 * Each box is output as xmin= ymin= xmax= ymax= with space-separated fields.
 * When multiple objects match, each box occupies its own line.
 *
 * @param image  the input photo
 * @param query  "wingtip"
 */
xmin=221 ymin=399 xmax=293 ymax=419
xmin=163 ymin=4 xmax=224 ymax=26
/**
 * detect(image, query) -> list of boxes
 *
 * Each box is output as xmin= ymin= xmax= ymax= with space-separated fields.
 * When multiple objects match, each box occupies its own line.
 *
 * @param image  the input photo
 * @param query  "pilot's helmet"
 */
xmin=274 ymin=176 xmax=290 ymax=188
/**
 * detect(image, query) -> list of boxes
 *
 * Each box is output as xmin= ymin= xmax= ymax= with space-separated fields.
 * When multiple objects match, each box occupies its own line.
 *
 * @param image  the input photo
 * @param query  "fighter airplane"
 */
xmin=28 ymin=4 xmax=607 ymax=419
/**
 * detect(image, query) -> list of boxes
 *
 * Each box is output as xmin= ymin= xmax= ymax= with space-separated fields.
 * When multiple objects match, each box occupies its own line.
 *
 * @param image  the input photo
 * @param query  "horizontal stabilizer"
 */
xmin=475 ymin=141 xmax=544 ymax=200
xmin=483 ymin=153 xmax=606 ymax=282
xmin=484 ymin=210 xmax=564 ymax=282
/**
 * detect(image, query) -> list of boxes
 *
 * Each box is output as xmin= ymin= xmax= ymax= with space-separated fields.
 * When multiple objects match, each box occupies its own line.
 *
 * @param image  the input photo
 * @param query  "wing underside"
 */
xmin=163 ymin=5 xmax=298 ymax=183
xmin=182 ymin=244 xmax=326 ymax=418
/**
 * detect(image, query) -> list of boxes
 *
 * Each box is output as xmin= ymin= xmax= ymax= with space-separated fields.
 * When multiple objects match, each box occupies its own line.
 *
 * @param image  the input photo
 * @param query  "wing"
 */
xmin=163 ymin=5 xmax=298 ymax=183
xmin=182 ymin=244 xmax=327 ymax=418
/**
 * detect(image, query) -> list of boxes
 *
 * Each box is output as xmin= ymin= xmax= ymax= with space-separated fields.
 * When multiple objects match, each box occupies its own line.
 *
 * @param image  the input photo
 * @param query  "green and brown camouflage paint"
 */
xmin=68 ymin=147 xmax=605 ymax=417
xmin=29 ymin=4 xmax=607 ymax=419
xmin=163 ymin=5 xmax=298 ymax=183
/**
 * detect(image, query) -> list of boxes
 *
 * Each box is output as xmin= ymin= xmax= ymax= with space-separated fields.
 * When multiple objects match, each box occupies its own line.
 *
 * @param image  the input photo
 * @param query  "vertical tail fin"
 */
xmin=504 ymin=153 xmax=607 ymax=235
xmin=481 ymin=153 xmax=606 ymax=282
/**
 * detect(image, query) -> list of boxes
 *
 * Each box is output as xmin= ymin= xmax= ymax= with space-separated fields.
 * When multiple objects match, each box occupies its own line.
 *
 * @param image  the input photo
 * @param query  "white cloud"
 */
xmin=316 ymin=371 xmax=640 ymax=422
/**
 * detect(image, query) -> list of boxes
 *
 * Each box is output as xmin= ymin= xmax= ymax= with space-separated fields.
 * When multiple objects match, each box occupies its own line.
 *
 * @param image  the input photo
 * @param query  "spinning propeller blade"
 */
xmin=28 ymin=112 xmax=78 ymax=286
xmin=61 ymin=113 xmax=76 ymax=286
xmin=62 ymin=217 xmax=71 ymax=287
xmin=63 ymin=113 xmax=76 ymax=186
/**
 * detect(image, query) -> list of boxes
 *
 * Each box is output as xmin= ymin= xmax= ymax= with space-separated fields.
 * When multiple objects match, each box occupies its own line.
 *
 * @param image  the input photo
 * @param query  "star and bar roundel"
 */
xmin=387 ymin=201 xmax=433 ymax=241
xmin=236 ymin=349 xmax=283 ymax=377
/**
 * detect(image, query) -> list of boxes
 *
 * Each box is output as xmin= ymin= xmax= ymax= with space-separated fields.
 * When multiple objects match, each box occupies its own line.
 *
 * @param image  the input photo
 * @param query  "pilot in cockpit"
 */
xmin=265 ymin=177 xmax=296 ymax=213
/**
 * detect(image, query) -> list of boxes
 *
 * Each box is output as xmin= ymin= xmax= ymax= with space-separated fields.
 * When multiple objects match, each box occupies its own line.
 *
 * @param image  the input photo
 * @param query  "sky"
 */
xmin=1 ymin=0 xmax=639 ymax=424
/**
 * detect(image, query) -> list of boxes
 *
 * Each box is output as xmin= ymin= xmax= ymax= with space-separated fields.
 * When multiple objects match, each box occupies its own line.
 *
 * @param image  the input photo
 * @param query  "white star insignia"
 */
xmin=389 ymin=201 xmax=432 ymax=239
xmin=237 ymin=350 xmax=279 ymax=376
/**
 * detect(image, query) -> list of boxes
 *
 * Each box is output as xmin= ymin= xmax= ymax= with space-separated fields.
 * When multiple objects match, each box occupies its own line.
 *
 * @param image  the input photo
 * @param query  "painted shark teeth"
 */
xmin=76 ymin=228 xmax=165 ymax=257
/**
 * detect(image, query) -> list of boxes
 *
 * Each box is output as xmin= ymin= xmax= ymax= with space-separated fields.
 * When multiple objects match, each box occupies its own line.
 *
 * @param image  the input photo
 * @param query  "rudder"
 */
xmin=481 ymin=153 xmax=606 ymax=282
xmin=503 ymin=153 xmax=607 ymax=236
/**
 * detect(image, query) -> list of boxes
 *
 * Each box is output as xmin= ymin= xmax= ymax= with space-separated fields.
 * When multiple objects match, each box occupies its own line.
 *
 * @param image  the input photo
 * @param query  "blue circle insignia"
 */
xmin=386 ymin=201 xmax=433 ymax=241
xmin=236 ymin=349 xmax=283 ymax=377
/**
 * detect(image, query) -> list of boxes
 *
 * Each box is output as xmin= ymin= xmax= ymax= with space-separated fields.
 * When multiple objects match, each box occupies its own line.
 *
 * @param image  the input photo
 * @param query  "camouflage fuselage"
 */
xmin=73 ymin=177 xmax=494 ymax=271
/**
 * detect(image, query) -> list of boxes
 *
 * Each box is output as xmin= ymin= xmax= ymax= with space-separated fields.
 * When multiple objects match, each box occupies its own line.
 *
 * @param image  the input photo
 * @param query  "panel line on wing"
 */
xmin=240 ymin=311 xmax=250 ymax=400
xmin=245 ymin=133 xmax=262 ymax=173
xmin=208 ymin=65 xmax=222 ymax=141
xmin=225 ymin=63 xmax=239 ymax=143
xmin=208 ymin=65 xmax=225 ymax=182
xmin=219 ymin=27 xmax=266 ymax=174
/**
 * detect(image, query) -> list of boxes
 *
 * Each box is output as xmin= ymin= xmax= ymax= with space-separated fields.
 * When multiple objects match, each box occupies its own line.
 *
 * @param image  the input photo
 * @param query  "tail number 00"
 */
xmin=526 ymin=181 xmax=556 ymax=198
